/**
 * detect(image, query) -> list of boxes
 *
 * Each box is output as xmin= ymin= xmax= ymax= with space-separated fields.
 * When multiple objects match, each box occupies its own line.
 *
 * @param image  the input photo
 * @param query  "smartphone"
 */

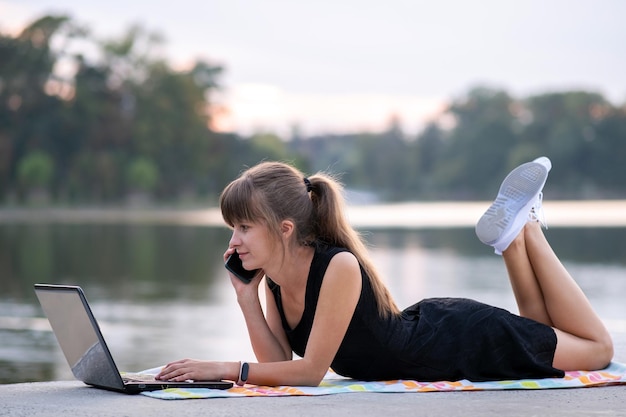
xmin=225 ymin=252 xmax=260 ymax=284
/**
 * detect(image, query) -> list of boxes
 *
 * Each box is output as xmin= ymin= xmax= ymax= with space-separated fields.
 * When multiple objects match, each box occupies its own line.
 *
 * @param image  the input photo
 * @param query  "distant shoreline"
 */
xmin=2 ymin=200 xmax=626 ymax=228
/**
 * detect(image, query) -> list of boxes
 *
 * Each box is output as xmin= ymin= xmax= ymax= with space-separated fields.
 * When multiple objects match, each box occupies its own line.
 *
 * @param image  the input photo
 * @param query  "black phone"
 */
xmin=225 ymin=252 xmax=260 ymax=284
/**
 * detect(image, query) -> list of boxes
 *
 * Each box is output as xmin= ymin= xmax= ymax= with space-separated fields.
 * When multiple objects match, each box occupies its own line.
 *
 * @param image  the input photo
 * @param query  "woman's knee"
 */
xmin=553 ymin=330 xmax=614 ymax=370
xmin=595 ymin=333 xmax=614 ymax=368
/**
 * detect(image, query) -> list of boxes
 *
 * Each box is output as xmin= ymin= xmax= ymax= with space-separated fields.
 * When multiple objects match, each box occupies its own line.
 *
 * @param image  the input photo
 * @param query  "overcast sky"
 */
xmin=2 ymin=0 xmax=625 ymax=136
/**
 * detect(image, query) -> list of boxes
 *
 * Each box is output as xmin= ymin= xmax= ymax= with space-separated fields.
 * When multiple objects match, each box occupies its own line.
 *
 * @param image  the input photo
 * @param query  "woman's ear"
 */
xmin=280 ymin=220 xmax=294 ymax=239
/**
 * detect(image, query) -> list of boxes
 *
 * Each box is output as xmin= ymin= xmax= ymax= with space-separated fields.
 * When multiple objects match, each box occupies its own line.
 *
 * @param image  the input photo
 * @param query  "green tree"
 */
xmin=0 ymin=16 xmax=73 ymax=200
xmin=590 ymin=106 xmax=626 ymax=196
xmin=412 ymin=122 xmax=446 ymax=198
xmin=131 ymin=60 xmax=223 ymax=200
xmin=349 ymin=119 xmax=413 ymax=201
xmin=435 ymin=87 xmax=521 ymax=199
xmin=523 ymin=91 xmax=613 ymax=197
xmin=126 ymin=156 xmax=159 ymax=192
xmin=17 ymin=150 xmax=55 ymax=189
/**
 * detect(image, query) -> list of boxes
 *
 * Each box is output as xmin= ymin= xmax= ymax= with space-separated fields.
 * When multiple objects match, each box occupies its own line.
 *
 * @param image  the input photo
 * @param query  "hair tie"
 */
xmin=303 ymin=177 xmax=313 ymax=193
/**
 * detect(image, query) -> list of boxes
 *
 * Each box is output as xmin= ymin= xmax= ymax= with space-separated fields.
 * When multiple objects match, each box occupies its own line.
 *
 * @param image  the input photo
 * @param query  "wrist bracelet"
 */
xmin=237 ymin=361 xmax=249 ymax=386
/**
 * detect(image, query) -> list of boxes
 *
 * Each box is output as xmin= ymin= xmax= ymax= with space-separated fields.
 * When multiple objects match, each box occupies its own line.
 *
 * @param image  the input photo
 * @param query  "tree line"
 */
xmin=1 ymin=15 xmax=625 ymax=206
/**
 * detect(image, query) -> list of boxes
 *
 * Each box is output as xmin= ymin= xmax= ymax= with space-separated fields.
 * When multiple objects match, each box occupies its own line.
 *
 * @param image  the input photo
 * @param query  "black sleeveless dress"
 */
xmin=267 ymin=244 xmax=564 ymax=382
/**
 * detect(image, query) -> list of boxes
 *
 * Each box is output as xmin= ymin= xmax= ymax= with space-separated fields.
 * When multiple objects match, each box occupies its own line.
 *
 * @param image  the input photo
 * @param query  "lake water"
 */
xmin=1 ymin=205 xmax=625 ymax=384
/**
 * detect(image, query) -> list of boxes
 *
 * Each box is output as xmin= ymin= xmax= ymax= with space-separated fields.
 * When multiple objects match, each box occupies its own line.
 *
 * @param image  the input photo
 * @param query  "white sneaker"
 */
xmin=475 ymin=157 xmax=551 ymax=255
xmin=530 ymin=192 xmax=548 ymax=229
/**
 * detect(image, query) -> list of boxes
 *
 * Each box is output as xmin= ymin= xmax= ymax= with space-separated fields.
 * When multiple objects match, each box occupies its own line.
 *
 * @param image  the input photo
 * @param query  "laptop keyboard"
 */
xmin=121 ymin=372 xmax=158 ymax=382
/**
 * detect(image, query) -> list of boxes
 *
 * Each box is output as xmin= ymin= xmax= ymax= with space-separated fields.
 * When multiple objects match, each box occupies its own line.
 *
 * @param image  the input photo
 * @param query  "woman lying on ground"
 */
xmin=156 ymin=157 xmax=613 ymax=386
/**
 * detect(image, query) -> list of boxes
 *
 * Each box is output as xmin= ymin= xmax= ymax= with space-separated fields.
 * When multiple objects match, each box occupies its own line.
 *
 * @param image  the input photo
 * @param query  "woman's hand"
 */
xmin=155 ymin=359 xmax=237 ymax=382
xmin=223 ymin=247 xmax=264 ymax=294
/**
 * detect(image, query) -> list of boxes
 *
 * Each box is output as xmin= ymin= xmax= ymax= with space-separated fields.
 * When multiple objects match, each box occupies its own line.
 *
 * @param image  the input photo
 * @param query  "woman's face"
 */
xmin=228 ymin=220 xmax=275 ymax=272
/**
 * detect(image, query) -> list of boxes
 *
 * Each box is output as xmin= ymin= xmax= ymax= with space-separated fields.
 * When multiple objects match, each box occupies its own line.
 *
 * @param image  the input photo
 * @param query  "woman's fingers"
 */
xmin=156 ymin=358 xmax=221 ymax=382
xmin=156 ymin=359 xmax=192 ymax=380
xmin=223 ymin=247 xmax=236 ymax=262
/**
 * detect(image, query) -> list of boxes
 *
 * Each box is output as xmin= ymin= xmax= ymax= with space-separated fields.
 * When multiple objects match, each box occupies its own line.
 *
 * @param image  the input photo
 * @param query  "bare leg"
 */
xmin=504 ymin=222 xmax=613 ymax=370
xmin=502 ymin=230 xmax=553 ymax=326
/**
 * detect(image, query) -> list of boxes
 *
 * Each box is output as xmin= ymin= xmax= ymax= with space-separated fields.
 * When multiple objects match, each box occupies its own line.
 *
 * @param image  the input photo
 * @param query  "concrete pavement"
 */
xmin=1 ymin=337 xmax=625 ymax=417
xmin=1 ymin=378 xmax=625 ymax=417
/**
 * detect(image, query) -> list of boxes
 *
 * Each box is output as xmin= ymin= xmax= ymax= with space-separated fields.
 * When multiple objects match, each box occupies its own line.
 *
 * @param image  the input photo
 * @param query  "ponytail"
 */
xmin=307 ymin=174 xmax=400 ymax=318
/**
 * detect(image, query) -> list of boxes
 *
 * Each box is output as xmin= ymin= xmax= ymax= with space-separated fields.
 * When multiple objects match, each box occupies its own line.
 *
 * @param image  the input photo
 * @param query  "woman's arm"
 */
xmin=156 ymin=252 xmax=362 ymax=386
xmin=247 ymin=251 xmax=362 ymax=386
xmin=155 ymin=278 xmax=292 ymax=383
xmin=237 ymin=278 xmax=292 ymax=362
xmin=294 ymin=251 xmax=362 ymax=384
xmin=261 ymin=281 xmax=295 ymax=360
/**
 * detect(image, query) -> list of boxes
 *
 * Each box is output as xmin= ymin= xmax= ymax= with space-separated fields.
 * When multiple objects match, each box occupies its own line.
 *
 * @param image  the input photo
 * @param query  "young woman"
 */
xmin=156 ymin=157 xmax=613 ymax=386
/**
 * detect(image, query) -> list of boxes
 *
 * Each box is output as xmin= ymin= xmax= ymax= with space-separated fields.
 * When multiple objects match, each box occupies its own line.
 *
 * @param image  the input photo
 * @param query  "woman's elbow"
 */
xmin=299 ymin=362 xmax=329 ymax=386
xmin=299 ymin=373 xmax=325 ymax=386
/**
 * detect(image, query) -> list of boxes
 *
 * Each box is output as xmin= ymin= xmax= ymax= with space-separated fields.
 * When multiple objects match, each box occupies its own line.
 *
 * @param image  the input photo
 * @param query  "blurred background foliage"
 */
xmin=1 ymin=15 xmax=625 ymax=206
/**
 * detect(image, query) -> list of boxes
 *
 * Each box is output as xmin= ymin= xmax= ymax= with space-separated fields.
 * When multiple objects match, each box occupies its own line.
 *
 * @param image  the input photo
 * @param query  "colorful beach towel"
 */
xmin=138 ymin=361 xmax=626 ymax=400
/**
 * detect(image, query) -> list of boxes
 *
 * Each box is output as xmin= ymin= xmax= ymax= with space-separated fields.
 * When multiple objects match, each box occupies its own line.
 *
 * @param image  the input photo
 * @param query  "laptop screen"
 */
xmin=34 ymin=285 xmax=124 ymax=390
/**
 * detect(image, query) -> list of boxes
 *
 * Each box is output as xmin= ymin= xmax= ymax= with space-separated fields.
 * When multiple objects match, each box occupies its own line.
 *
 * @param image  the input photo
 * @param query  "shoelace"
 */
xmin=529 ymin=192 xmax=548 ymax=229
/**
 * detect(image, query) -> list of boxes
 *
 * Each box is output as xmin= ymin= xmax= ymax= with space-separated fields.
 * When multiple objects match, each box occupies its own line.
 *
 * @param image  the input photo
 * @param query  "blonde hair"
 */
xmin=220 ymin=161 xmax=400 ymax=318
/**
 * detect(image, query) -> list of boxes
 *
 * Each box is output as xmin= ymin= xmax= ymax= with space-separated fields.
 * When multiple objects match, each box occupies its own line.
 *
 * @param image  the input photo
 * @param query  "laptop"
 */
xmin=34 ymin=284 xmax=233 ymax=394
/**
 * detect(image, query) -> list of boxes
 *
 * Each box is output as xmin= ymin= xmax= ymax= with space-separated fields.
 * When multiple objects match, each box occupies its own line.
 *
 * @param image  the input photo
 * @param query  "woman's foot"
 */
xmin=476 ymin=157 xmax=551 ymax=255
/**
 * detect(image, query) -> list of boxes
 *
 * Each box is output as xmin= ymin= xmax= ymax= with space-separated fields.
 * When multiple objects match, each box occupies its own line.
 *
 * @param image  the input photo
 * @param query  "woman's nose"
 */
xmin=229 ymin=230 xmax=240 ymax=246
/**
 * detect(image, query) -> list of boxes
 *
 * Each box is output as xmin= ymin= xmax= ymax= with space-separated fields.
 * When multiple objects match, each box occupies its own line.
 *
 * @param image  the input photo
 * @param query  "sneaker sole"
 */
xmin=475 ymin=162 xmax=548 ymax=245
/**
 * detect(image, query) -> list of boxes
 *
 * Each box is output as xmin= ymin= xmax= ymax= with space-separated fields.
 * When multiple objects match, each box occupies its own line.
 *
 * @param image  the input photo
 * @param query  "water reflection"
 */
xmin=1 ymin=223 xmax=625 ymax=384
xmin=1 ymin=224 xmax=232 ymax=302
